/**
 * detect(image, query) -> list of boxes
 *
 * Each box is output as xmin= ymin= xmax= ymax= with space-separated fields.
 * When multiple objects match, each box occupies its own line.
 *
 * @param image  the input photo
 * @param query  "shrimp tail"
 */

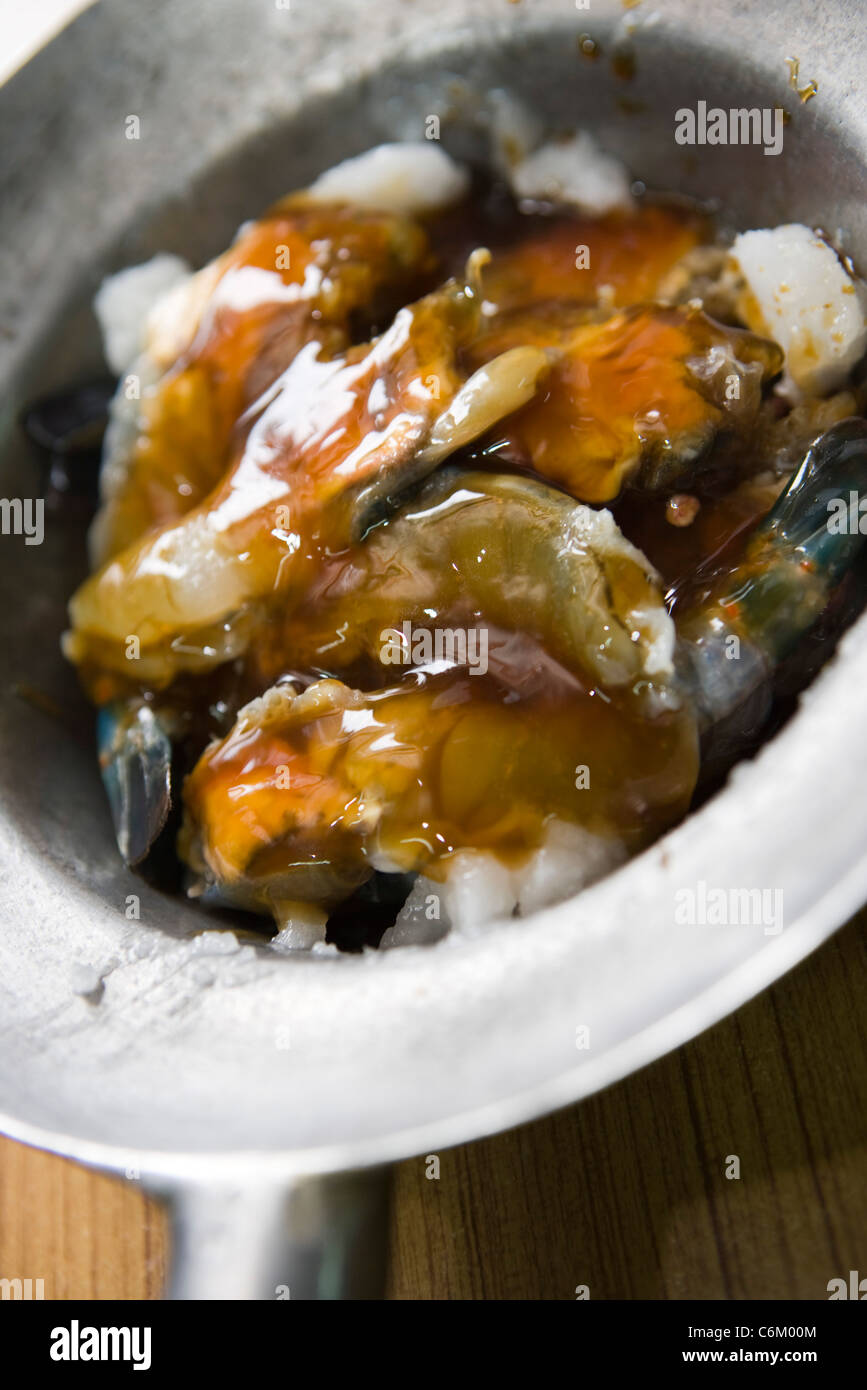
xmin=97 ymin=700 xmax=173 ymax=867
xmin=676 ymin=418 xmax=867 ymax=747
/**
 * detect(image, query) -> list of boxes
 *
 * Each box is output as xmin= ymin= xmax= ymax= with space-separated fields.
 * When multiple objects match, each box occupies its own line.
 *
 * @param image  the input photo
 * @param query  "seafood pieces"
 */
xmin=65 ymin=271 xmax=549 ymax=696
xmin=253 ymin=467 xmax=677 ymax=691
xmin=61 ymin=142 xmax=867 ymax=944
xmin=177 ymin=469 xmax=694 ymax=924
xmin=468 ymin=304 xmax=783 ymax=502
xmin=179 ymin=421 xmax=867 ymax=931
xmin=91 ymin=201 xmax=433 ymax=563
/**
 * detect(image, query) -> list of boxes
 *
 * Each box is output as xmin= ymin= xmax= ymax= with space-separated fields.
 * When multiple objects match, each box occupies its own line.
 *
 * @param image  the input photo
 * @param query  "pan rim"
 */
xmin=1 ymin=0 xmax=865 ymax=1168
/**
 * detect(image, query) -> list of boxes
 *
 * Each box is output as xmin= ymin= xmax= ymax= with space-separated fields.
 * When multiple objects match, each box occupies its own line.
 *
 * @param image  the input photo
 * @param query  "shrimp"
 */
xmin=466 ymin=303 xmax=783 ymax=502
xmin=177 ymin=421 xmax=867 ymax=932
xmin=252 ymin=467 xmax=677 ymax=693
xmin=479 ymin=204 xmax=708 ymax=314
xmin=91 ymin=200 xmax=433 ymax=562
xmin=65 ymin=263 xmax=550 ymax=697
xmin=178 ymin=666 xmax=697 ymax=931
xmin=177 ymin=471 xmax=698 ymax=925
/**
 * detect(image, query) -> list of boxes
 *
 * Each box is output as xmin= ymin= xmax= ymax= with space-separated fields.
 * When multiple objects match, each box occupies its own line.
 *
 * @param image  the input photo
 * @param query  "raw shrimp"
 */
xmin=478 ymin=204 xmax=708 ymax=315
xmin=65 ymin=264 xmax=550 ymax=697
xmin=178 ymin=421 xmax=867 ymax=931
xmin=92 ymin=200 xmax=432 ymax=561
xmin=252 ymin=467 xmax=677 ymax=693
xmin=179 ymin=664 xmax=696 ymax=929
xmin=178 ymin=470 xmax=697 ymax=924
xmin=466 ymin=304 xmax=783 ymax=501
xmin=60 ymin=143 xmax=867 ymax=943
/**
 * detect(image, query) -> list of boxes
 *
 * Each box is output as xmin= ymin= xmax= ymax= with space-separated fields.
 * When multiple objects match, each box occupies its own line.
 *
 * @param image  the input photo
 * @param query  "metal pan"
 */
xmin=1 ymin=0 xmax=865 ymax=1298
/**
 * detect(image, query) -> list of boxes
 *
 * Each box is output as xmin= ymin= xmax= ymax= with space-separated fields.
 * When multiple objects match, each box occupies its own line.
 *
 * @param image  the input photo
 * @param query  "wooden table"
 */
xmin=2 ymin=910 xmax=865 ymax=1300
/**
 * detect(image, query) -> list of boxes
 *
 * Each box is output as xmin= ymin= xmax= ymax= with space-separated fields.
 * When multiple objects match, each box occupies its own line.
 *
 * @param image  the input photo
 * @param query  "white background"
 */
xmin=0 ymin=0 xmax=94 ymax=85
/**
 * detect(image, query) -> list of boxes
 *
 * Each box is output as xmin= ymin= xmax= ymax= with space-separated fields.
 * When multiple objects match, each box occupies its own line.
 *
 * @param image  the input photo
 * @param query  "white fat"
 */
xmin=565 ymin=500 xmax=658 ymax=574
xmin=305 ymin=142 xmax=470 ymax=216
xmin=511 ymin=821 xmax=628 ymax=915
xmin=629 ymin=599 xmax=676 ymax=677
xmin=486 ymin=90 xmax=544 ymax=172
xmin=144 ymin=259 xmax=222 ymax=369
xmin=509 ymin=131 xmax=634 ymax=215
xmin=270 ymin=902 xmax=329 ymax=952
xmin=731 ymin=224 xmax=867 ymax=395
xmin=382 ymin=821 xmax=627 ymax=946
xmin=379 ymin=876 xmax=450 ymax=948
xmin=438 ymin=850 xmax=517 ymax=936
xmin=564 ymin=504 xmax=676 ymax=679
xmin=87 ymin=351 xmax=162 ymax=567
xmin=93 ymin=253 xmax=191 ymax=374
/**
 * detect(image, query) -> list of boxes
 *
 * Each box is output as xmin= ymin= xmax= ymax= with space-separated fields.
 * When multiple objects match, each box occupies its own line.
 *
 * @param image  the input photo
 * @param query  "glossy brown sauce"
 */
xmin=183 ymin=665 xmax=698 ymax=904
xmin=466 ymin=305 xmax=780 ymax=502
xmin=99 ymin=203 xmax=431 ymax=558
xmin=72 ymin=186 xmax=805 ymax=913
xmin=430 ymin=199 xmax=708 ymax=309
xmin=614 ymin=475 xmax=785 ymax=612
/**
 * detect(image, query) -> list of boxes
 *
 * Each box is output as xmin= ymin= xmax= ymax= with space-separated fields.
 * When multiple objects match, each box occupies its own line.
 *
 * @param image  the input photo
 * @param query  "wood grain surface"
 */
xmin=1 ymin=909 xmax=864 ymax=1300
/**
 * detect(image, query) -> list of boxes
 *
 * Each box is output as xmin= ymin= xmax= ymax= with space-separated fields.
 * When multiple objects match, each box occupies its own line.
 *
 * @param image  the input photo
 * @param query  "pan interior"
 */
xmin=1 ymin=0 xmax=865 ymax=1167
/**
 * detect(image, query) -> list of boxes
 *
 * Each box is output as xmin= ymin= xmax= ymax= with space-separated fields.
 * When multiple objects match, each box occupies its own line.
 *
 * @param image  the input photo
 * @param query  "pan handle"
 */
xmin=162 ymin=1165 xmax=391 ymax=1300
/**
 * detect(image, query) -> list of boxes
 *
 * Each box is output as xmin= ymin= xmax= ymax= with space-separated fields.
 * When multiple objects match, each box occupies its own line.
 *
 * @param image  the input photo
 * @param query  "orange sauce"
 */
xmin=478 ymin=204 xmax=706 ymax=311
xmin=182 ymin=667 xmax=698 ymax=898
xmin=467 ymin=305 xmax=781 ymax=502
xmin=77 ymin=191 xmax=791 ymax=907
xmin=100 ymin=203 xmax=430 ymax=556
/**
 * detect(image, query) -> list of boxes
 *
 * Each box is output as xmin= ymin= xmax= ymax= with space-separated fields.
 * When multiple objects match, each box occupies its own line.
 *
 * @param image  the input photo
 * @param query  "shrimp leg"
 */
xmin=676 ymin=418 xmax=867 ymax=758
